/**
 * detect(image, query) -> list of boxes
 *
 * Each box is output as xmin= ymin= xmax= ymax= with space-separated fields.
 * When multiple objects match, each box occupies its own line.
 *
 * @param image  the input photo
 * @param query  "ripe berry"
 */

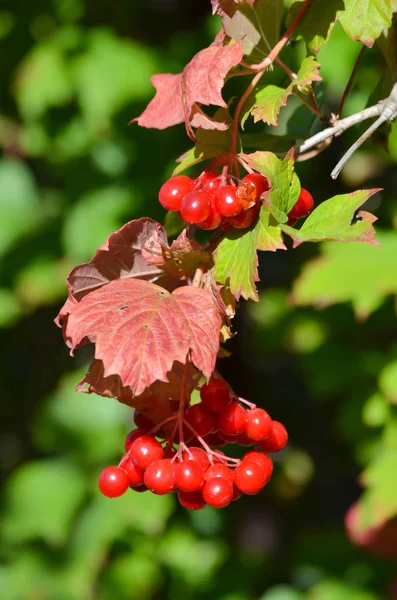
xmin=202 ymin=432 xmax=226 ymax=447
xmin=98 ymin=466 xmax=130 ymax=498
xmin=180 ymin=191 xmax=211 ymax=223
xmin=131 ymin=483 xmax=149 ymax=493
xmin=288 ymin=188 xmax=314 ymax=220
xmin=183 ymin=447 xmax=211 ymax=471
xmin=236 ymin=433 xmax=254 ymax=447
xmin=197 ymin=197 xmax=222 ymax=230
xmin=204 ymin=464 xmax=234 ymax=483
xmin=232 ymin=485 xmax=243 ymax=501
xmin=158 ymin=175 xmax=194 ymax=211
xmin=217 ymin=402 xmax=247 ymax=436
xmin=130 ymin=435 xmax=163 ymax=470
xmin=200 ymin=378 xmax=231 ymax=413
xmin=200 ymin=171 xmax=219 ymax=188
xmin=215 ymin=185 xmax=242 ymax=217
xmin=178 ymin=490 xmax=206 ymax=510
xmin=175 ymin=459 xmax=205 ymax=491
xmin=258 ymin=421 xmax=288 ymax=452
xmin=245 ymin=408 xmax=272 ymax=441
xmin=242 ymin=173 xmax=270 ymax=197
xmin=228 ymin=202 xmax=260 ymax=229
xmin=133 ymin=411 xmax=155 ymax=432
xmin=202 ymin=477 xmax=233 ymax=508
xmin=124 ymin=428 xmax=145 ymax=452
xmin=144 ymin=458 xmax=176 ymax=494
xmin=242 ymin=452 xmax=273 ymax=483
xmin=287 ymin=216 xmax=298 ymax=227
xmin=119 ymin=454 xmax=144 ymax=487
xmin=185 ymin=404 xmax=216 ymax=437
xmin=234 ymin=461 xmax=266 ymax=495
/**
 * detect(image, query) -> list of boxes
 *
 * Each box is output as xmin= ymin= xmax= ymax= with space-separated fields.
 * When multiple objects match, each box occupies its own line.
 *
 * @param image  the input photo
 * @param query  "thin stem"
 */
xmin=230 ymin=69 xmax=265 ymax=156
xmin=293 ymin=90 xmax=329 ymax=121
xmin=338 ymin=45 xmax=366 ymax=118
xmin=275 ymin=57 xmax=297 ymax=81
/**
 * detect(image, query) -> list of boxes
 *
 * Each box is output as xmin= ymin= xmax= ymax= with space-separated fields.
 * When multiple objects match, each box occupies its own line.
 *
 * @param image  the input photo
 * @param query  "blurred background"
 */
xmin=0 ymin=1 xmax=397 ymax=599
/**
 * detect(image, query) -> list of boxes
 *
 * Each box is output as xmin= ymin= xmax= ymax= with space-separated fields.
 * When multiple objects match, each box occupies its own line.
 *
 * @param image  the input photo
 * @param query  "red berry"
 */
xmin=215 ymin=185 xmax=242 ymax=217
xmin=197 ymin=197 xmax=222 ymax=230
xmin=236 ymin=433 xmax=254 ymax=447
xmin=287 ymin=216 xmax=298 ymax=227
xmin=178 ymin=489 xmax=207 ymax=510
xmin=185 ymin=404 xmax=216 ymax=437
xmin=217 ymin=402 xmax=247 ymax=436
xmin=124 ymin=428 xmax=145 ymax=452
xmin=175 ymin=459 xmax=205 ymax=491
xmin=204 ymin=464 xmax=234 ymax=483
xmin=234 ymin=461 xmax=266 ymax=495
xmin=242 ymin=173 xmax=270 ymax=197
xmin=180 ymin=191 xmax=211 ymax=223
xmin=228 ymin=203 xmax=260 ymax=229
xmin=200 ymin=171 xmax=219 ymax=188
xmin=133 ymin=411 xmax=155 ymax=432
xmin=131 ymin=483 xmax=149 ymax=493
xmin=200 ymin=378 xmax=231 ymax=413
xmin=288 ymin=188 xmax=314 ymax=219
xmin=98 ymin=466 xmax=130 ymax=498
xmin=242 ymin=452 xmax=273 ymax=483
xmin=144 ymin=458 xmax=176 ymax=495
xmin=183 ymin=447 xmax=211 ymax=471
xmin=202 ymin=432 xmax=226 ymax=447
xmin=232 ymin=485 xmax=243 ymax=501
xmin=202 ymin=477 xmax=233 ymax=508
xmin=245 ymin=408 xmax=272 ymax=441
xmin=158 ymin=175 xmax=194 ymax=211
xmin=258 ymin=421 xmax=288 ymax=452
xmin=119 ymin=454 xmax=145 ymax=487
xmin=130 ymin=435 xmax=163 ymax=470
xmin=218 ymin=431 xmax=240 ymax=444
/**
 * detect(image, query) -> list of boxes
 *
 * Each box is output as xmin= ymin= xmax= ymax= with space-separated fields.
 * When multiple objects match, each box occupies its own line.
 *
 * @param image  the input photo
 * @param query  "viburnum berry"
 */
xmin=119 ymin=454 xmax=145 ymax=487
xmin=178 ymin=490 xmax=206 ymax=510
xmin=200 ymin=378 xmax=231 ymax=413
xmin=197 ymin=197 xmax=223 ymax=230
xmin=183 ymin=447 xmax=211 ymax=471
xmin=180 ymin=191 xmax=211 ymax=223
xmin=131 ymin=483 xmax=149 ymax=493
xmin=217 ymin=402 xmax=247 ymax=435
xmin=245 ymin=408 xmax=272 ymax=441
xmin=158 ymin=175 xmax=194 ymax=211
xmin=215 ymin=185 xmax=242 ymax=217
xmin=185 ymin=404 xmax=216 ymax=437
xmin=236 ymin=433 xmax=254 ymax=447
xmin=202 ymin=432 xmax=226 ymax=447
xmin=228 ymin=202 xmax=260 ymax=229
xmin=288 ymin=188 xmax=314 ymax=220
xmin=175 ymin=459 xmax=205 ymax=491
xmin=98 ymin=466 xmax=130 ymax=498
xmin=204 ymin=463 xmax=234 ymax=483
xmin=124 ymin=428 xmax=145 ymax=452
xmin=218 ymin=431 xmax=240 ymax=444
xmin=133 ymin=410 xmax=155 ymax=432
xmin=129 ymin=435 xmax=163 ymax=469
xmin=144 ymin=458 xmax=176 ymax=495
xmin=202 ymin=477 xmax=233 ymax=508
xmin=258 ymin=421 xmax=288 ymax=452
xmin=242 ymin=173 xmax=270 ymax=197
xmin=234 ymin=461 xmax=266 ymax=495
xmin=200 ymin=171 xmax=219 ymax=189
xmin=243 ymin=452 xmax=273 ymax=483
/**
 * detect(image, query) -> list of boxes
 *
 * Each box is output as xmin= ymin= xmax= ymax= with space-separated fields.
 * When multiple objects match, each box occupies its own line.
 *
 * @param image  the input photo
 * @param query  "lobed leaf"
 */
xmin=338 ymin=0 xmax=395 ymax=47
xmin=288 ymin=0 xmax=344 ymax=53
xmin=251 ymin=85 xmax=291 ymax=126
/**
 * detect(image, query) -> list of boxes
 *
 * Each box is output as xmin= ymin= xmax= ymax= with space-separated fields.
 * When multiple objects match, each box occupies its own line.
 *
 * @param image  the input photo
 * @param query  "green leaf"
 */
xmin=309 ymin=579 xmax=379 ymax=600
xmin=362 ymin=393 xmax=391 ymax=427
xmin=1 ymin=460 xmax=86 ymax=546
xmin=251 ymin=85 xmax=291 ymax=126
xmin=259 ymin=586 xmax=305 ymax=600
xmin=0 ymin=289 xmax=20 ymax=328
xmin=288 ymin=0 xmax=344 ymax=53
xmin=338 ymin=0 xmax=395 ymax=47
xmin=294 ymin=56 xmax=322 ymax=91
xmin=379 ymin=359 xmax=397 ymax=404
xmin=240 ymin=151 xmax=300 ymax=223
xmin=291 ymin=230 xmax=397 ymax=318
xmin=214 ymin=206 xmax=285 ymax=301
xmin=281 ymin=190 xmax=379 ymax=247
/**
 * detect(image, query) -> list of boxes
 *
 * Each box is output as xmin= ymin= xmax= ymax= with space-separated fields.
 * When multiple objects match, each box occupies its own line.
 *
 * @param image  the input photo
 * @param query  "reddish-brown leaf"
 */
xmin=134 ymin=41 xmax=243 ymax=130
xmin=65 ymin=279 xmax=221 ymax=396
xmin=211 ymin=0 xmax=255 ymax=17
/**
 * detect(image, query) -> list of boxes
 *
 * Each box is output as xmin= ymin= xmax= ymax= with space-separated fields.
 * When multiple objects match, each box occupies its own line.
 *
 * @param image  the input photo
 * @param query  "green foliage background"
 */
xmin=0 ymin=1 xmax=396 ymax=599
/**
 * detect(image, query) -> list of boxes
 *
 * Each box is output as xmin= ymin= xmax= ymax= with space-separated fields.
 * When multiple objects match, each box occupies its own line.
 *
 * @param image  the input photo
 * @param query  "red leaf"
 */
xmin=190 ymin=106 xmax=229 ymax=131
xmin=65 ymin=279 xmax=221 ymax=396
xmin=211 ymin=0 xmax=255 ymax=17
xmin=134 ymin=41 xmax=243 ymax=130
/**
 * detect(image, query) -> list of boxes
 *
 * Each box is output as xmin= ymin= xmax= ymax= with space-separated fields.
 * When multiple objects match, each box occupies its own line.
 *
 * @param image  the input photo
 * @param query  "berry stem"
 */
xmin=236 ymin=396 xmax=256 ymax=410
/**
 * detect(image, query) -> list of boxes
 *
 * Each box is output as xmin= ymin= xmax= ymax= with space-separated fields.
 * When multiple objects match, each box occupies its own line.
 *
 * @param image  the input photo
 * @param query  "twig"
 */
xmin=338 ymin=45 xmax=366 ymax=118
xmin=293 ymin=90 xmax=329 ymax=121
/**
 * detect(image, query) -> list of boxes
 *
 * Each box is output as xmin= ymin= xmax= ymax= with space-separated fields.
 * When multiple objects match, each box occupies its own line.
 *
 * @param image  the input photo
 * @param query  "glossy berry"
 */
xmin=236 ymin=433 xmax=254 ymax=447
xmin=202 ymin=477 xmax=233 ymax=508
xmin=131 ymin=483 xmax=149 ymax=493
xmin=218 ymin=431 xmax=240 ymax=444
xmin=245 ymin=408 xmax=272 ymax=441
xmin=130 ymin=435 xmax=163 ymax=470
xmin=133 ymin=411 xmax=155 ymax=432
xmin=197 ymin=197 xmax=222 ymax=230
xmin=178 ymin=490 xmax=207 ymax=510
xmin=204 ymin=463 xmax=234 ymax=484
xmin=232 ymin=485 xmax=243 ymax=501
xmin=242 ymin=173 xmax=270 ymax=197
xmin=234 ymin=461 xmax=266 ymax=495
xmin=158 ymin=175 xmax=194 ymax=211
xmin=228 ymin=202 xmax=260 ymax=229
xmin=200 ymin=171 xmax=219 ymax=188
xmin=175 ymin=459 xmax=205 ymax=491
xmin=119 ymin=454 xmax=144 ymax=487
xmin=98 ymin=466 xmax=130 ymax=498
xmin=183 ymin=447 xmax=211 ymax=471
xmin=217 ymin=402 xmax=247 ymax=436
xmin=200 ymin=378 xmax=231 ymax=413
xmin=258 ymin=421 xmax=288 ymax=452
xmin=185 ymin=404 xmax=216 ymax=437
xmin=215 ymin=185 xmax=242 ymax=217
xmin=243 ymin=452 xmax=273 ymax=483
xmin=124 ymin=428 xmax=145 ymax=452
xmin=202 ymin=432 xmax=226 ymax=447
xmin=180 ymin=191 xmax=211 ymax=223
xmin=288 ymin=188 xmax=314 ymax=220
xmin=144 ymin=459 xmax=176 ymax=495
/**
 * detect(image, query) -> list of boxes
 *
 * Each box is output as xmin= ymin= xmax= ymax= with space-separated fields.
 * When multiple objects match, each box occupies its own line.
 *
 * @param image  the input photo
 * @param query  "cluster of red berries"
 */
xmin=158 ymin=171 xmax=270 ymax=230
xmin=98 ymin=378 xmax=288 ymax=510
